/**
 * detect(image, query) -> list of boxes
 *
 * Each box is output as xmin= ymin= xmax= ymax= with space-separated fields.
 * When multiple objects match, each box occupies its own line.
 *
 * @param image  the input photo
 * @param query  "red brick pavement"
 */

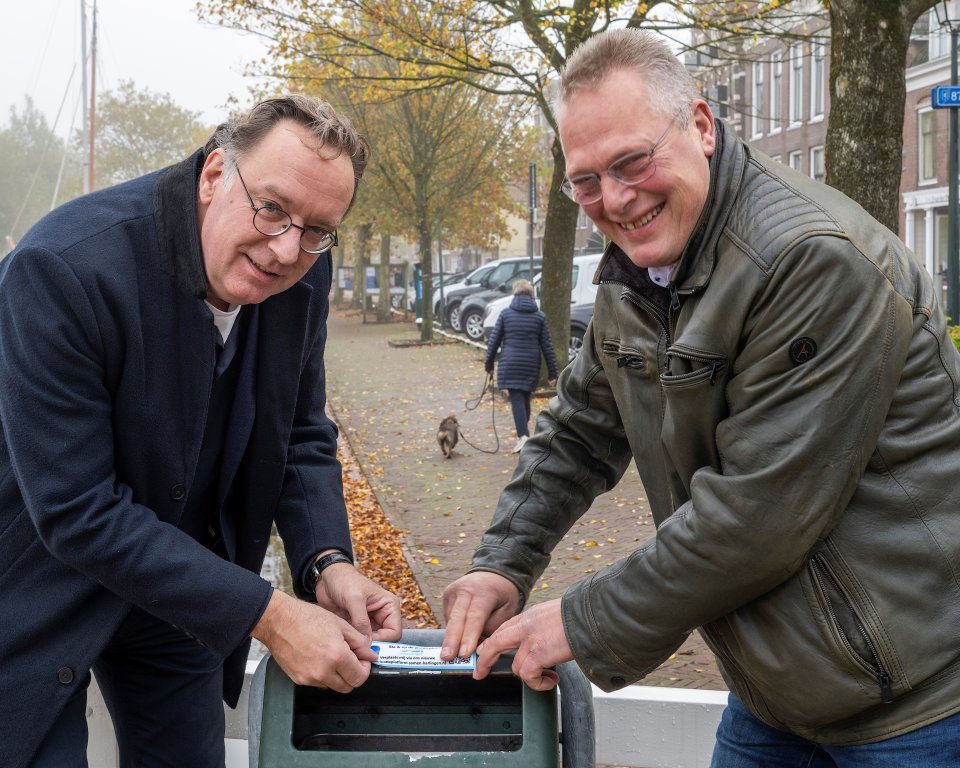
xmin=324 ymin=308 xmax=726 ymax=692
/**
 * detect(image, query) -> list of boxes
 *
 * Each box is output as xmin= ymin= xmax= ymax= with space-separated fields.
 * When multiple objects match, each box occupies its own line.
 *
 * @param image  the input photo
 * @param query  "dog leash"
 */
xmin=457 ymin=372 xmax=501 ymax=454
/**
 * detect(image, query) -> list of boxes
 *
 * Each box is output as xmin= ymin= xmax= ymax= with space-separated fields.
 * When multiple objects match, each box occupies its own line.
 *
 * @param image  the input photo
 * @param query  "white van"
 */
xmin=481 ymin=252 xmax=603 ymax=345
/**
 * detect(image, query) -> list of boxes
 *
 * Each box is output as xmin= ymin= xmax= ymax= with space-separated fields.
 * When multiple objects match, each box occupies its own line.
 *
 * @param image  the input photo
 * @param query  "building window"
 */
xmin=810 ymin=146 xmax=825 ymax=182
xmin=929 ymin=8 xmax=952 ymax=60
xmin=789 ymin=150 xmax=802 ymax=172
xmin=752 ymin=61 xmax=765 ymax=137
xmin=811 ymin=42 xmax=826 ymax=119
xmin=912 ymin=209 xmax=927 ymax=263
xmin=790 ymin=43 xmax=804 ymax=124
xmin=771 ymin=51 xmax=782 ymax=132
xmin=937 ymin=211 xmax=949 ymax=307
xmin=732 ymin=70 xmax=747 ymax=132
xmin=707 ymin=82 xmax=729 ymax=119
xmin=920 ymin=109 xmax=938 ymax=184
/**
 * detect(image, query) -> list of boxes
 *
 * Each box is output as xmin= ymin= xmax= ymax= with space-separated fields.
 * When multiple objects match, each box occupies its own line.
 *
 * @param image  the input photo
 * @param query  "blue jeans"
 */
xmin=711 ymin=693 xmax=960 ymax=768
xmin=507 ymin=389 xmax=531 ymax=437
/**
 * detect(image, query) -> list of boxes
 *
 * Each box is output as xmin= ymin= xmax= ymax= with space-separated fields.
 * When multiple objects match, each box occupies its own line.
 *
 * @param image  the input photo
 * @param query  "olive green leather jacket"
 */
xmin=471 ymin=121 xmax=960 ymax=745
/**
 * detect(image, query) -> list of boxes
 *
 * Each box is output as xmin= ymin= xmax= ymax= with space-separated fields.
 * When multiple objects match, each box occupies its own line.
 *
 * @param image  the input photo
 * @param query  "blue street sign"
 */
xmin=932 ymin=85 xmax=960 ymax=108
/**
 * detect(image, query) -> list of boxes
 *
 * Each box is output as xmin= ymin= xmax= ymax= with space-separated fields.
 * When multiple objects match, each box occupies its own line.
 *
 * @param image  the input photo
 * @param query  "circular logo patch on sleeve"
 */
xmin=789 ymin=336 xmax=818 ymax=365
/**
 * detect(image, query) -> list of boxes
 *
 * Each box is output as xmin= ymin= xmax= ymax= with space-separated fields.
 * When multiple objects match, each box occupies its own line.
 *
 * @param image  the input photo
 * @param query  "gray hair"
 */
xmin=204 ymin=94 xmax=369 ymax=213
xmin=512 ymin=279 xmax=535 ymax=297
xmin=552 ymin=28 xmax=700 ymax=128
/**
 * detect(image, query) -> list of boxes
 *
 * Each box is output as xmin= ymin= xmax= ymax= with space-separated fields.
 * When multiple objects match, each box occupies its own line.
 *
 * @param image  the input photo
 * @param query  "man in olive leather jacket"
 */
xmin=442 ymin=29 xmax=960 ymax=766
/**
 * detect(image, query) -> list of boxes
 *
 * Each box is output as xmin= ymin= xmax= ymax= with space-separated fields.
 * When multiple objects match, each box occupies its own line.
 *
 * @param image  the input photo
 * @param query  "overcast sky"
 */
xmin=1 ymin=0 xmax=272 ymax=138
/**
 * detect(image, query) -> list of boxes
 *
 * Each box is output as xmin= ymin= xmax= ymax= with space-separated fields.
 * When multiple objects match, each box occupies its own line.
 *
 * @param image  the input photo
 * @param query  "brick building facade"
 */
xmin=689 ymin=2 xmax=958 ymax=306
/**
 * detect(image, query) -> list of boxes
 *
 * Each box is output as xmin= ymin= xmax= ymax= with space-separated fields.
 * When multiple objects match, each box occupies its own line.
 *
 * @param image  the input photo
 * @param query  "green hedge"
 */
xmin=951 ymin=326 xmax=960 ymax=352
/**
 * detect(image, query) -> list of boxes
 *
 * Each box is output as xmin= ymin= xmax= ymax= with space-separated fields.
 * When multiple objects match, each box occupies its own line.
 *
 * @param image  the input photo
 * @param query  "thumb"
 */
xmin=339 ymin=617 xmax=378 ymax=662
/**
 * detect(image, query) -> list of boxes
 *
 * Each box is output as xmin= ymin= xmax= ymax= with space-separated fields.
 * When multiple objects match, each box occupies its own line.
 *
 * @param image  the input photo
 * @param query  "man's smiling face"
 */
xmin=558 ymin=68 xmax=716 ymax=269
xmin=197 ymin=119 xmax=354 ymax=308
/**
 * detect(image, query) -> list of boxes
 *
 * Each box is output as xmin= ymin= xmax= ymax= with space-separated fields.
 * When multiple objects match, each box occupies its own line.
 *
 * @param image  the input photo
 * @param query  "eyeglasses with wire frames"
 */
xmin=234 ymin=166 xmax=339 ymax=254
xmin=560 ymin=112 xmax=682 ymax=206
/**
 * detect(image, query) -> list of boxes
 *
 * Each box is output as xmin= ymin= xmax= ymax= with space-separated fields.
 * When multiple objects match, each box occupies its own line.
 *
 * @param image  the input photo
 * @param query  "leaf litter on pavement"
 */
xmin=337 ymin=431 xmax=439 ymax=629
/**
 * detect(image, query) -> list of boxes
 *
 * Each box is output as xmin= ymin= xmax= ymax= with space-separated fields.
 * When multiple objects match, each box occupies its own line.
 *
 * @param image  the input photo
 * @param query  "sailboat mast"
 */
xmin=88 ymin=0 xmax=97 ymax=192
xmin=80 ymin=0 xmax=89 ymax=195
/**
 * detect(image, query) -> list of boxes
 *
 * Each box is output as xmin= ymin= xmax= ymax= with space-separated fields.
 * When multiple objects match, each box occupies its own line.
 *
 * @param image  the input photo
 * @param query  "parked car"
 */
xmin=457 ymin=267 xmax=543 ymax=341
xmin=568 ymin=302 xmax=595 ymax=360
xmin=404 ymin=270 xmax=468 ymax=311
xmin=482 ymin=252 xmax=602 ymax=358
xmin=486 ymin=252 xmax=601 ymax=329
xmin=429 ymin=263 xmax=497 ymax=322
xmin=443 ymin=257 xmax=542 ymax=332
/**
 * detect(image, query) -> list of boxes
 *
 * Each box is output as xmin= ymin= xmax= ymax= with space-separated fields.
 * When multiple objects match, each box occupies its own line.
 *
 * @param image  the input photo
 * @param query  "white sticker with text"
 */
xmin=371 ymin=642 xmax=476 ymax=670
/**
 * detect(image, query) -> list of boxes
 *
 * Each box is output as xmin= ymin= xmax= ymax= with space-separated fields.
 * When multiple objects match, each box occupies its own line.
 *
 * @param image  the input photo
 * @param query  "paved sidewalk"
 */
xmin=324 ymin=308 xmax=726 ymax=692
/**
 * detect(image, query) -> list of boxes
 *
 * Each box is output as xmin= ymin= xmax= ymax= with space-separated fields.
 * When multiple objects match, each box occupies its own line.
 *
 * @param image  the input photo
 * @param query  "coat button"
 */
xmin=169 ymin=484 xmax=186 ymax=501
xmin=58 ymin=667 xmax=74 ymax=684
xmin=610 ymin=676 xmax=625 ymax=687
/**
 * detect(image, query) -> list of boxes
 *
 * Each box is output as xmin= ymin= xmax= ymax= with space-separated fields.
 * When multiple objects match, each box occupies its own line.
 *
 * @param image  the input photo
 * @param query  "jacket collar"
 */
xmin=153 ymin=149 xmax=210 ymax=300
xmin=596 ymin=119 xmax=746 ymax=296
xmin=511 ymin=294 xmax=538 ymax=312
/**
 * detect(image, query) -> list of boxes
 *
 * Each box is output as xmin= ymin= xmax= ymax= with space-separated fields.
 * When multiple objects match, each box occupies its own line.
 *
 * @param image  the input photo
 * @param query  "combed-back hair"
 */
xmin=553 ymin=29 xmax=701 ymax=128
xmin=204 ymin=94 xmax=369 ymax=213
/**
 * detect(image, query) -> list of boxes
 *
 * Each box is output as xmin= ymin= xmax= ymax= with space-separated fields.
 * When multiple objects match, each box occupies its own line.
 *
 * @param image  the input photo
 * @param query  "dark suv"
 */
xmin=444 ymin=257 xmax=541 ymax=332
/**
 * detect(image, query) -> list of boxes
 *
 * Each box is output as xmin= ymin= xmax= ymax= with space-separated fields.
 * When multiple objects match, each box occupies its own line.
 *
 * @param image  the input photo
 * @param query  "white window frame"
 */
xmin=810 ymin=146 xmax=825 ymax=182
xmin=789 ymin=150 xmax=803 ymax=172
xmin=919 ymin=108 xmax=939 ymax=185
xmin=752 ymin=60 xmax=765 ymax=137
xmin=789 ymin=43 xmax=804 ymax=125
xmin=810 ymin=42 xmax=826 ymax=120
xmin=770 ymin=51 xmax=782 ymax=133
xmin=929 ymin=6 xmax=954 ymax=60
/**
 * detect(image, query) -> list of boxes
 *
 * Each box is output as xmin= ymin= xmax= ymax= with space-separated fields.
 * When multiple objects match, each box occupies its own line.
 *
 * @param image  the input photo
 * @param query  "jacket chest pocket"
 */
xmin=600 ymin=339 xmax=645 ymax=370
xmin=662 ymin=346 xmax=727 ymax=388
xmin=660 ymin=346 xmax=729 ymax=478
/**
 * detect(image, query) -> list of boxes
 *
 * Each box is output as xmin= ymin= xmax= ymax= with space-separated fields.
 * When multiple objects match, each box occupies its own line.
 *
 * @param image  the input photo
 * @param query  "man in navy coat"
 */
xmin=0 ymin=94 xmax=401 ymax=767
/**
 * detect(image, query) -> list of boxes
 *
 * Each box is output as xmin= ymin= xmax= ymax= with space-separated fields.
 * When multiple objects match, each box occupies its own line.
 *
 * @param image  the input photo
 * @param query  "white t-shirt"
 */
xmin=206 ymin=301 xmax=242 ymax=344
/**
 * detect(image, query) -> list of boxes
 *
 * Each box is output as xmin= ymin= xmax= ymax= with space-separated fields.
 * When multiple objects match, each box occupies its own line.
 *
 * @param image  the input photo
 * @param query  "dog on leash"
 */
xmin=437 ymin=414 xmax=460 ymax=459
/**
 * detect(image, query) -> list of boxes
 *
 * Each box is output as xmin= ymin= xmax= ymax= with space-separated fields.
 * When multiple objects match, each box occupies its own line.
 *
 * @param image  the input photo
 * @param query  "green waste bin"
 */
xmin=247 ymin=629 xmax=594 ymax=768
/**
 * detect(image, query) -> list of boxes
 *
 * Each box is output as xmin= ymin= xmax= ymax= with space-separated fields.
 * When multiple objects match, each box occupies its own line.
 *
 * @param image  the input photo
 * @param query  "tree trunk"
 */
xmin=826 ymin=1 xmax=928 ymax=234
xmin=352 ymin=223 xmax=372 ymax=312
xmin=539 ymin=134 xmax=579 ymax=372
xmin=331 ymin=242 xmax=344 ymax=306
xmin=417 ymin=215 xmax=434 ymax=341
xmin=377 ymin=233 xmax=392 ymax=322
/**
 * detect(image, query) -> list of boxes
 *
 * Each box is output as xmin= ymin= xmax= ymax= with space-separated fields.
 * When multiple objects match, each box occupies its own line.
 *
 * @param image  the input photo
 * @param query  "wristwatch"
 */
xmin=304 ymin=550 xmax=354 ymax=592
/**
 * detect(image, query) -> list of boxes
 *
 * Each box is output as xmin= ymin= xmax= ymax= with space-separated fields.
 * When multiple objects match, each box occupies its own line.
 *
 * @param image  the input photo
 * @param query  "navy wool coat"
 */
xmin=0 ymin=150 xmax=353 ymax=767
xmin=484 ymin=295 xmax=558 ymax=392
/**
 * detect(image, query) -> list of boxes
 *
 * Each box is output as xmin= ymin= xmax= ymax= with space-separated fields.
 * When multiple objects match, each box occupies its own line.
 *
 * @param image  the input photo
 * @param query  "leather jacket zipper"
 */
xmin=664 ymin=349 xmax=726 ymax=385
xmin=619 ymin=287 xmax=671 ymax=341
xmin=668 ymin=283 xmax=681 ymax=312
xmin=811 ymin=554 xmax=893 ymax=703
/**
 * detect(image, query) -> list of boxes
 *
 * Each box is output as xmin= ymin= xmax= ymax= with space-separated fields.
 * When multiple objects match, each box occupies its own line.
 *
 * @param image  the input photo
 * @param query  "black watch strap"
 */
xmin=304 ymin=551 xmax=353 ymax=592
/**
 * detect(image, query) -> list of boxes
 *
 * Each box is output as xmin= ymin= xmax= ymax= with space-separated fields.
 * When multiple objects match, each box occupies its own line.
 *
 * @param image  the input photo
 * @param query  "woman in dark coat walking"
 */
xmin=484 ymin=280 xmax=559 ymax=453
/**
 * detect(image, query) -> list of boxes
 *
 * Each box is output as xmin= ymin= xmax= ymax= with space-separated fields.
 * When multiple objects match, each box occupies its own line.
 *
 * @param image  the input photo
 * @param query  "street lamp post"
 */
xmin=437 ymin=221 xmax=445 ymax=329
xmin=936 ymin=2 xmax=960 ymax=321
xmin=528 ymin=163 xmax=537 ymax=277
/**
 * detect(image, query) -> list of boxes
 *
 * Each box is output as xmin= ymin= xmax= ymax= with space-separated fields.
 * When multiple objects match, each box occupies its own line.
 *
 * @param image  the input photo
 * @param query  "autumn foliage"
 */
xmin=337 ymin=432 xmax=440 ymax=629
